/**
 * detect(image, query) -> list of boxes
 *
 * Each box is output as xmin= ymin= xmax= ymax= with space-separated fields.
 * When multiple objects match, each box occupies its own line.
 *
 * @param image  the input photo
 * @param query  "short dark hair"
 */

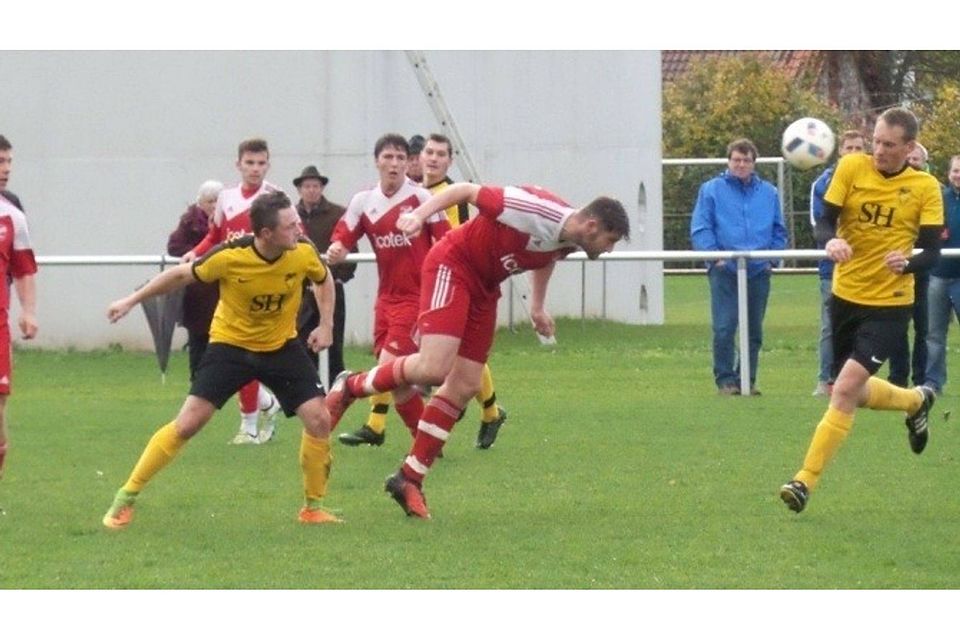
xmin=374 ymin=133 xmax=409 ymax=158
xmin=879 ymin=107 xmax=919 ymax=142
xmin=427 ymin=133 xmax=453 ymax=156
xmin=408 ymin=134 xmax=426 ymax=155
xmin=726 ymin=138 xmax=758 ymax=161
xmin=250 ymin=191 xmax=291 ymax=235
xmin=0 ymin=135 xmax=11 ymax=152
xmin=581 ymin=196 xmax=630 ymax=242
xmin=238 ymin=137 xmax=269 ymax=160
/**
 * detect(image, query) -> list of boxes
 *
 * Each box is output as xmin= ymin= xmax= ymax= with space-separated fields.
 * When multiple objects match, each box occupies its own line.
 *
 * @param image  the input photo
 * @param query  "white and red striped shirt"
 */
xmin=441 ymin=185 xmax=577 ymax=287
xmin=0 ymin=195 xmax=37 ymax=316
xmin=191 ymin=181 xmax=280 ymax=257
xmin=333 ymin=181 xmax=449 ymax=300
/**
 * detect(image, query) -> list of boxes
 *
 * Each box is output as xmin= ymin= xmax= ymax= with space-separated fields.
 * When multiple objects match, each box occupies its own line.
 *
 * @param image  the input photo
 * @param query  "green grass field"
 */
xmin=2 ymin=274 xmax=959 ymax=591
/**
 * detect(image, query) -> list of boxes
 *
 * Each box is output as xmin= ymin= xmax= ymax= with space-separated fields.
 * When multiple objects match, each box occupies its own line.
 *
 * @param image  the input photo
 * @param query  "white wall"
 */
xmin=0 ymin=50 xmax=662 ymax=350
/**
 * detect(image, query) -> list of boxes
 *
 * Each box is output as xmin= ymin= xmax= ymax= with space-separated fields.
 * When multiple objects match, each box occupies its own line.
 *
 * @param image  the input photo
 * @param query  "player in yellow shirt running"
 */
xmin=780 ymin=107 xmax=943 ymax=513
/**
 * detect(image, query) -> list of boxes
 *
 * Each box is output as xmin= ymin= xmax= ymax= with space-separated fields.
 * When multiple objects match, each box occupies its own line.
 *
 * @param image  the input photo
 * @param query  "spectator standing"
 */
xmin=888 ymin=142 xmax=933 ymax=388
xmin=167 ymin=180 xmax=222 ymax=379
xmin=406 ymin=134 xmax=425 ymax=183
xmin=924 ymin=154 xmax=960 ymax=395
xmin=810 ymin=130 xmax=866 ymax=396
xmin=293 ymin=166 xmax=354 ymax=382
xmin=690 ymin=138 xmax=788 ymax=395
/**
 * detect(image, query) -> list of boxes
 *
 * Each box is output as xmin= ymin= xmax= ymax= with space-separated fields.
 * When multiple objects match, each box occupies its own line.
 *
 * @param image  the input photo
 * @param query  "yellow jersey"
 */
xmin=192 ymin=236 xmax=328 ymax=351
xmin=427 ymin=176 xmax=470 ymax=228
xmin=825 ymin=153 xmax=943 ymax=306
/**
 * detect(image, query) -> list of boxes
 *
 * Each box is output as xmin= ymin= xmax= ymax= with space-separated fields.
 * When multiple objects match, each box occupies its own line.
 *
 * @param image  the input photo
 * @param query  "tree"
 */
xmin=662 ymin=54 xmax=844 ymax=253
xmin=915 ymin=82 xmax=960 ymax=178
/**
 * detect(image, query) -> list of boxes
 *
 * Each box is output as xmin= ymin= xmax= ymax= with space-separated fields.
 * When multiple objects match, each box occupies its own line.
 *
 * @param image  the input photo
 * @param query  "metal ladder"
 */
xmin=404 ymin=51 xmax=546 ymax=341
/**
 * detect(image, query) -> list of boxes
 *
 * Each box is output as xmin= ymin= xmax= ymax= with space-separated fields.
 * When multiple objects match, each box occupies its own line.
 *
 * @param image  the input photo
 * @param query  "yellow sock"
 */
xmin=122 ymin=422 xmax=187 ymax=494
xmin=863 ymin=377 xmax=923 ymax=413
xmin=795 ymin=405 xmax=854 ymax=490
xmin=300 ymin=432 xmax=332 ymax=506
xmin=365 ymin=393 xmax=390 ymax=434
xmin=476 ymin=364 xmax=499 ymax=422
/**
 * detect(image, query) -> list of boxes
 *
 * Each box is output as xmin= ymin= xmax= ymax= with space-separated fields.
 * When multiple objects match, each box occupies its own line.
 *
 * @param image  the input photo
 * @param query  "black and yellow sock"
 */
xmin=863 ymin=377 xmax=923 ymax=413
xmin=122 ymin=421 xmax=187 ymax=494
xmin=300 ymin=432 xmax=332 ymax=507
xmin=476 ymin=364 xmax=499 ymax=422
xmin=365 ymin=393 xmax=390 ymax=435
xmin=795 ymin=405 xmax=854 ymax=491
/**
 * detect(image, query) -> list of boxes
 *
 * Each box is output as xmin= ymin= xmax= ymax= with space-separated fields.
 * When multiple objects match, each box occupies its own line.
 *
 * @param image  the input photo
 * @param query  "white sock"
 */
xmin=258 ymin=386 xmax=276 ymax=412
xmin=240 ymin=412 xmax=259 ymax=437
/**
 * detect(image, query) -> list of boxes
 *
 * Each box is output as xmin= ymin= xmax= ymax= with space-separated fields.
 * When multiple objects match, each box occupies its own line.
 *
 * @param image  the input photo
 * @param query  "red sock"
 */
xmin=395 ymin=394 xmax=425 ymax=438
xmin=402 ymin=395 xmax=461 ymax=484
xmin=348 ymin=357 xmax=408 ymax=397
xmin=0 ymin=442 xmax=7 ymax=476
xmin=238 ymin=380 xmax=259 ymax=413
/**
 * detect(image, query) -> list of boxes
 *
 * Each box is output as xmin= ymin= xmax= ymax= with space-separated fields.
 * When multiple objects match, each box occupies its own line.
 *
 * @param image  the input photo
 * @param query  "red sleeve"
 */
xmin=191 ymin=223 xmax=222 ymax=257
xmin=331 ymin=218 xmax=360 ymax=250
xmin=9 ymin=248 xmax=37 ymax=278
xmin=476 ymin=185 xmax=505 ymax=220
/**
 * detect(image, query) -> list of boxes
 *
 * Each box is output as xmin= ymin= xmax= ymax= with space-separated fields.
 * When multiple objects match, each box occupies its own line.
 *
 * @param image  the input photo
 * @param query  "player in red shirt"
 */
xmin=326 ymin=134 xmax=449 ymax=444
xmin=326 ymin=182 xmax=629 ymax=518
xmin=0 ymin=135 xmax=39 ymax=479
xmin=183 ymin=138 xmax=281 ymax=445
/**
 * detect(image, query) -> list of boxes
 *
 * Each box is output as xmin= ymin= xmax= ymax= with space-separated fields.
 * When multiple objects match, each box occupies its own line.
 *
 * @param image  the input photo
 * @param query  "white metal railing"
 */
xmin=38 ymin=248 xmax=958 ymax=396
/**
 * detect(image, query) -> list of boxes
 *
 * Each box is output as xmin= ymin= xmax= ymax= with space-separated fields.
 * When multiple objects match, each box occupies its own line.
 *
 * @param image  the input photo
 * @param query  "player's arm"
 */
xmin=895 ymin=225 xmax=942 ymax=275
xmin=398 ymin=183 xmax=481 ymax=236
xmin=815 ymin=201 xmax=854 ymax=263
xmin=528 ymin=261 xmax=556 ymax=338
xmin=107 ymin=263 xmax=196 ymax=323
xmin=13 ymin=274 xmax=37 ymax=339
xmin=305 ymin=270 xmax=335 ymax=352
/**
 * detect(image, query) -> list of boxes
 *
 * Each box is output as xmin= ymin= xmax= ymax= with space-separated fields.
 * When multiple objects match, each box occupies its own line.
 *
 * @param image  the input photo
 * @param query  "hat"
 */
xmin=293 ymin=165 xmax=329 ymax=187
xmin=408 ymin=135 xmax=426 ymax=156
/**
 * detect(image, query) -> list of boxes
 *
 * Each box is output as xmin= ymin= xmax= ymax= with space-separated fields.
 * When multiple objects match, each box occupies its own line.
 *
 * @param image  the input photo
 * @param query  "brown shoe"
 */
xmin=718 ymin=384 xmax=740 ymax=396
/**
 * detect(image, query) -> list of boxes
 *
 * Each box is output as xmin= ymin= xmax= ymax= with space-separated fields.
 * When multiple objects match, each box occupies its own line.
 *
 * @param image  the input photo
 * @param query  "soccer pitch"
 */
xmin=1 ymin=274 xmax=959 ymax=590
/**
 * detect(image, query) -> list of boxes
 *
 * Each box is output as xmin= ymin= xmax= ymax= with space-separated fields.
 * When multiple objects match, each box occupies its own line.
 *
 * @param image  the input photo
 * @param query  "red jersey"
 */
xmin=333 ymin=181 xmax=449 ymax=300
xmin=191 ymin=181 xmax=280 ymax=256
xmin=0 ymin=195 xmax=37 ymax=316
xmin=439 ymin=185 xmax=578 ymax=289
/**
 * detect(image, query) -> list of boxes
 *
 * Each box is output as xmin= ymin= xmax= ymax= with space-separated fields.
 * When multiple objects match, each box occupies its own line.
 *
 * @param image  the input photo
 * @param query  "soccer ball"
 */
xmin=781 ymin=118 xmax=836 ymax=170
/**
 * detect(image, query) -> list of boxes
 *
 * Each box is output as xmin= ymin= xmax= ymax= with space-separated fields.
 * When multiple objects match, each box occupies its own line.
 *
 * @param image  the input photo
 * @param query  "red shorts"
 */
xmin=0 ymin=322 xmax=10 ymax=395
xmin=417 ymin=255 xmax=498 ymax=364
xmin=373 ymin=296 xmax=420 ymax=357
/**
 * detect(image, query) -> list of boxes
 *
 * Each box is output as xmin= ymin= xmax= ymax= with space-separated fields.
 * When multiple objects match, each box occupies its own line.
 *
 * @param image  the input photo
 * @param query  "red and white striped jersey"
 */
xmin=333 ymin=181 xmax=449 ymax=300
xmin=0 ymin=195 xmax=37 ymax=315
xmin=441 ymin=185 xmax=578 ymax=287
xmin=191 ymin=181 xmax=280 ymax=257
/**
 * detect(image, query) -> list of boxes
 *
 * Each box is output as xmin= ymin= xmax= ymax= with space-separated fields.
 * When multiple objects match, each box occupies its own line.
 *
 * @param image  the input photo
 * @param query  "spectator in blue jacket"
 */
xmin=924 ymin=154 xmax=960 ymax=395
xmin=691 ymin=138 xmax=788 ymax=395
xmin=809 ymin=130 xmax=866 ymax=396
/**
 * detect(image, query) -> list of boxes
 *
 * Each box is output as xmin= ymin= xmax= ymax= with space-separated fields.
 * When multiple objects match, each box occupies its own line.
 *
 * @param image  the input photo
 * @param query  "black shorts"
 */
xmin=830 ymin=295 xmax=911 ymax=376
xmin=190 ymin=339 xmax=324 ymax=416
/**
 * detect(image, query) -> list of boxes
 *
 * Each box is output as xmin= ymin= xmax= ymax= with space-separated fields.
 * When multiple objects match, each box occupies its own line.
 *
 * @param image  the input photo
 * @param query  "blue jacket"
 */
xmin=809 ymin=165 xmax=835 ymax=280
xmin=690 ymin=170 xmax=787 ymax=277
xmin=932 ymin=185 xmax=960 ymax=279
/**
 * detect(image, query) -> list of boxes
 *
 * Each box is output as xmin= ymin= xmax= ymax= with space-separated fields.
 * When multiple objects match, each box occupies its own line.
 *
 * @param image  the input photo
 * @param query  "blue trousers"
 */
xmin=924 ymin=275 xmax=960 ymax=393
xmin=887 ymin=272 xmax=929 ymax=387
xmin=708 ymin=267 xmax=771 ymax=388
xmin=817 ymin=278 xmax=834 ymax=383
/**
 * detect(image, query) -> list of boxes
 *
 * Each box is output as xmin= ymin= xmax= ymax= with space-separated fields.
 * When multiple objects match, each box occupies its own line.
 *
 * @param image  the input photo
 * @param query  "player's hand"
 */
xmin=530 ymin=308 xmax=555 ymax=339
xmin=181 ymin=250 xmax=197 ymax=263
xmin=307 ymin=325 xmax=333 ymax=352
xmin=397 ymin=212 xmax=423 ymax=237
xmin=884 ymin=250 xmax=910 ymax=274
xmin=825 ymin=238 xmax=852 ymax=263
xmin=325 ymin=242 xmax=347 ymax=264
xmin=107 ymin=299 xmax=134 ymax=323
xmin=18 ymin=313 xmax=37 ymax=339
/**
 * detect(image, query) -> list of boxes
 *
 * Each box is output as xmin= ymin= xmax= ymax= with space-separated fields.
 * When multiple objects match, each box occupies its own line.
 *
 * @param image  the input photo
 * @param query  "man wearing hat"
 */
xmin=294 ymin=166 xmax=354 ymax=382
